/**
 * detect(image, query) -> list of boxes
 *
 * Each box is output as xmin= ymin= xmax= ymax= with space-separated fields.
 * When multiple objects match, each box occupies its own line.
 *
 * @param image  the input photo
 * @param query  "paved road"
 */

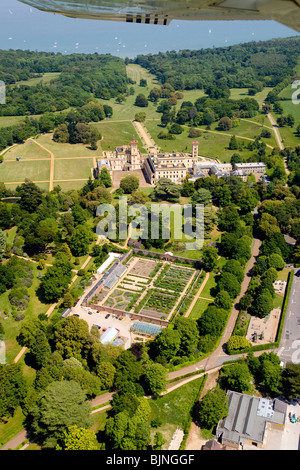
xmin=278 ymin=269 xmax=300 ymax=366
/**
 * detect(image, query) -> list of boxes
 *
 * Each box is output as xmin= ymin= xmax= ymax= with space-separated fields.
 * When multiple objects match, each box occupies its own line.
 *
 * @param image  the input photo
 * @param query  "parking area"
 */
xmin=264 ymin=403 xmax=300 ymax=450
xmin=71 ymin=303 xmax=134 ymax=349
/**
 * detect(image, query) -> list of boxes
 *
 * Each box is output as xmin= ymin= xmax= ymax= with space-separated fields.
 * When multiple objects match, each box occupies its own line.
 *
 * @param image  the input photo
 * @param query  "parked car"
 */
xmin=93 ymin=324 xmax=101 ymax=330
xmin=105 ymin=314 xmax=110 ymax=319
xmin=295 ymin=269 xmax=300 ymax=277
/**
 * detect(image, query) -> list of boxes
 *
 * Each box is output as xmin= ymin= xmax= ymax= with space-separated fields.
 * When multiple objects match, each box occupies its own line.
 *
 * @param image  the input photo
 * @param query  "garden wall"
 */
xmin=88 ymin=303 xmax=169 ymax=327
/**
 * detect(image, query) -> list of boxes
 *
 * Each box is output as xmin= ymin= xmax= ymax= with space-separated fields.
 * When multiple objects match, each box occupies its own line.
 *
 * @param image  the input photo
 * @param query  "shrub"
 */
xmin=226 ymin=335 xmax=251 ymax=354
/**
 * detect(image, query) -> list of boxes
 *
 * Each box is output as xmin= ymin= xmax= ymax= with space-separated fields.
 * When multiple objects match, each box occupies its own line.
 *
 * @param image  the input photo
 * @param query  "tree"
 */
xmin=230 ymin=153 xmax=242 ymax=168
xmin=218 ymin=116 xmax=232 ymax=131
xmin=252 ymin=290 xmax=273 ymax=318
xmin=222 ymin=259 xmax=244 ymax=283
xmin=169 ymin=123 xmax=183 ymax=135
xmin=54 ymin=316 xmax=89 ymax=359
xmin=258 ymin=212 xmax=281 ymax=237
xmin=198 ymin=388 xmax=228 ymax=430
xmin=267 ymin=253 xmax=285 ymax=270
xmin=226 ymin=335 xmax=251 ymax=353
xmin=188 ymin=127 xmax=202 ymax=138
xmin=60 ymin=366 xmax=102 ymax=398
xmin=151 ymin=178 xmax=181 ymax=203
xmin=173 ymin=317 xmax=199 ymax=356
xmin=215 ymin=290 xmax=232 ymax=310
xmin=134 ymin=112 xmax=146 ymax=122
xmin=0 ymin=364 xmax=27 ymax=419
xmin=40 ymin=253 xmax=73 ymax=303
xmin=30 ymin=381 xmax=92 ymax=447
xmin=53 ymin=124 xmax=69 ymax=143
xmin=280 ymin=363 xmax=300 ymax=399
xmin=219 ymin=362 xmax=252 ymax=393
xmin=260 ymin=358 xmax=282 ymax=393
xmin=30 ymin=330 xmax=52 ymax=369
xmin=134 ymin=94 xmax=148 ymax=107
xmin=0 ymin=230 xmax=6 ymax=260
xmin=69 ymin=225 xmax=92 ymax=257
xmin=144 ymin=363 xmax=167 ymax=397
xmin=153 ymin=432 xmax=166 ymax=450
xmin=218 ymin=206 xmax=241 ymax=232
xmin=217 ymin=271 xmax=241 ymax=298
xmin=16 ymin=181 xmax=43 ymax=213
xmin=231 ymin=238 xmax=252 ymax=265
xmin=192 ymin=188 xmax=212 ymax=206
xmin=58 ymin=425 xmax=98 ymax=450
xmin=95 ymin=362 xmax=116 ymax=390
xmin=201 ymin=245 xmax=218 ymax=272
xmin=198 ymin=305 xmax=227 ymax=337
xmin=228 ymin=135 xmax=239 ymax=150
xmin=181 ymin=178 xmax=195 ymax=197
xmin=120 ymin=174 xmax=139 ymax=194
xmin=113 ymin=350 xmax=145 ymax=390
xmin=152 ymin=328 xmax=181 ymax=361
xmin=239 ymin=292 xmax=253 ymax=311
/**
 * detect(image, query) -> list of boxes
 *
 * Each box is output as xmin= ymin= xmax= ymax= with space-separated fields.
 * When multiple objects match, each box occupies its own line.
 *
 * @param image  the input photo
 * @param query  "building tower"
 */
xmin=129 ymin=140 xmax=140 ymax=169
xmin=192 ymin=141 xmax=199 ymax=159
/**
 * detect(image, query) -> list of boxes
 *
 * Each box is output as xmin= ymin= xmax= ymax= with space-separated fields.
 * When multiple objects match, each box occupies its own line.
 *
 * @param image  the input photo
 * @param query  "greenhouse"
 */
xmin=131 ymin=321 xmax=162 ymax=337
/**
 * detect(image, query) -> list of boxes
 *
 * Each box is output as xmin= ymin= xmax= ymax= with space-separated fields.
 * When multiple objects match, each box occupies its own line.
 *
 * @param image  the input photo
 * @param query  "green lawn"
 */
xmin=149 ymin=376 xmax=206 ymax=433
xmin=0 ymin=159 xmax=51 ymax=185
xmin=16 ymin=72 xmax=61 ymax=87
xmin=144 ymin=119 xmax=257 ymax=162
xmin=230 ymin=87 xmax=273 ymax=108
xmin=0 ymin=116 xmax=29 ymax=128
xmin=93 ymin=120 xmax=143 ymax=152
xmin=53 ymin=157 xmax=94 ymax=181
xmin=207 ymin=119 xmax=277 ymax=149
xmin=3 ymin=140 xmax=50 ymax=161
xmin=0 ymin=406 xmax=26 ymax=448
xmin=35 ymin=134 xmax=101 ymax=158
xmin=189 ymin=298 xmax=212 ymax=320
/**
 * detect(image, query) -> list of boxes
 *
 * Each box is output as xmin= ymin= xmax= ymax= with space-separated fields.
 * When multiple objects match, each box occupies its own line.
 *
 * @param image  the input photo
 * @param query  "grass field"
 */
xmin=149 ymin=376 xmax=206 ymax=446
xmin=144 ymin=119 xmax=257 ymax=162
xmin=35 ymin=134 xmax=100 ymax=158
xmin=230 ymin=87 xmax=272 ymax=107
xmin=0 ymin=159 xmax=51 ymax=184
xmin=53 ymin=157 xmax=94 ymax=181
xmin=189 ymin=298 xmax=213 ymax=320
xmin=16 ymin=72 xmax=61 ymax=87
xmin=207 ymin=119 xmax=277 ymax=149
xmin=0 ymin=116 xmax=29 ymax=128
xmin=93 ymin=120 xmax=143 ymax=152
xmin=3 ymin=139 xmax=50 ymax=161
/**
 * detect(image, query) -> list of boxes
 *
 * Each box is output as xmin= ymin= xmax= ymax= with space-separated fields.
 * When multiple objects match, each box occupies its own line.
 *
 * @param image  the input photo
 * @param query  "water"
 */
xmin=0 ymin=0 xmax=299 ymax=58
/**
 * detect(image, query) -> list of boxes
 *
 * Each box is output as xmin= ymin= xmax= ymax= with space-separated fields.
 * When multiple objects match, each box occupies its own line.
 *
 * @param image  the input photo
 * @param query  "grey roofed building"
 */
xmin=216 ymin=390 xmax=287 ymax=449
xmin=60 ymin=308 xmax=71 ymax=318
xmin=210 ymin=164 xmax=231 ymax=178
xmin=231 ymin=169 xmax=248 ymax=179
xmin=102 ymin=262 xmax=127 ymax=290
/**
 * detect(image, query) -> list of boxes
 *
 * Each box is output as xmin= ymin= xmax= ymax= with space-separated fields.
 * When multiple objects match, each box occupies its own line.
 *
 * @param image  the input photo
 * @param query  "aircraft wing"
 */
xmin=18 ymin=0 xmax=300 ymax=32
